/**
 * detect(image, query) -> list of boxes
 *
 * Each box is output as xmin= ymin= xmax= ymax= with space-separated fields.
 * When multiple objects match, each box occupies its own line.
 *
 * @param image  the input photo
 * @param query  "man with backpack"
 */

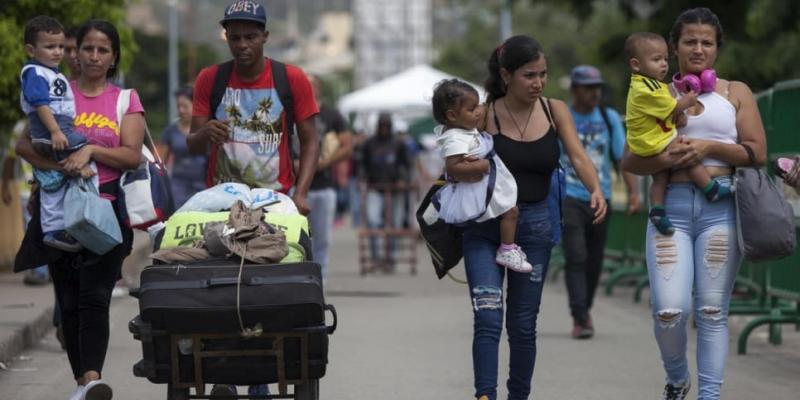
xmin=188 ymin=0 xmax=319 ymax=218
xmin=186 ymin=1 xmax=319 ymax=397
xmin=561 ymin=65 xmax=641 ymax=339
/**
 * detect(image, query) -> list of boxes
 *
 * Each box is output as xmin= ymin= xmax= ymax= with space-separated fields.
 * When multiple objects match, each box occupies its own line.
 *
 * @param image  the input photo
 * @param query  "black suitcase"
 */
xmin=129 ymin=261 xmax=336 ymax=389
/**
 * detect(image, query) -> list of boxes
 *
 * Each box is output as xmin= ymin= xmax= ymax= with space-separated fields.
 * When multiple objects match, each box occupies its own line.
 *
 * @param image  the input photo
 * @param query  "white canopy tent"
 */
xmin=337 ymin=64 xmax=485 ymax=132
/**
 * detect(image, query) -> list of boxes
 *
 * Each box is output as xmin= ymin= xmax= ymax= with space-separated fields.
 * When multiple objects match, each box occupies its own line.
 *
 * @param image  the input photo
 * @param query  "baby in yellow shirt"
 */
xmin=624 ymin=32 xmax=732 ymax=235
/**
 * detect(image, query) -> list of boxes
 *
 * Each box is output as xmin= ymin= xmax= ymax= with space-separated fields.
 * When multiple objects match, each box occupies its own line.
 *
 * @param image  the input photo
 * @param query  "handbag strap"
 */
xmin=741 ymin=143 xmax=757 ymax=166
xmin=116 ymin=89 xmax=164 ymax=166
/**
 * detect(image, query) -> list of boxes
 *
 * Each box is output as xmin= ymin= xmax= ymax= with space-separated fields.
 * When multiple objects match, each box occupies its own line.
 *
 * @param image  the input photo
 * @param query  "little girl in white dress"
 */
xmin=432 ymin=79 xmax=531 ymax=273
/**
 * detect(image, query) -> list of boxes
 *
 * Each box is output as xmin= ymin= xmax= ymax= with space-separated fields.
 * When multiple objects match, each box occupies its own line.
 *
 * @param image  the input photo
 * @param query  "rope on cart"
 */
xmin=236 ymin=242 xmax=263 ymax=338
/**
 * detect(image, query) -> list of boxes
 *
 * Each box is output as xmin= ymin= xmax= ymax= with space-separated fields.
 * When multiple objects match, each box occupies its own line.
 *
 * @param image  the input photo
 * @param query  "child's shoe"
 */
xmin=649 ymin=206 xmax=675 ymax=235
xmin=43 ymin=230 xmax=83 ymax=252
xmin=496 ymin=244 xmax=533 ymax=273
xmin=704 ymin=179 xmax=734 ymax=202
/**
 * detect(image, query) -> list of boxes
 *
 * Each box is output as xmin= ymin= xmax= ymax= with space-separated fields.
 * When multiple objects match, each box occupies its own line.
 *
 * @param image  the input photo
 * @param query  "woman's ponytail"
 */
xmin=485 ymin=47 xmax=505 ymax=103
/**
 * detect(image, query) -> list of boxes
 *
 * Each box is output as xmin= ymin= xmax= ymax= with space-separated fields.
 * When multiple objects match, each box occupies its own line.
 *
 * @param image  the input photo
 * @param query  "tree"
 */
xmin=434 ymin=0 xmax=800 ymax=108
xmin=0 ymin=0 xmax=136 ymax=144
xmin=434 ymin=0 xmax=638 ymax=108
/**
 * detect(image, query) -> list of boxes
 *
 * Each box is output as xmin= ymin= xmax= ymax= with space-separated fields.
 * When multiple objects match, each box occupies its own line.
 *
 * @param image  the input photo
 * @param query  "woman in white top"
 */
xmin=622 ymin=7 xmax=766 ymax=400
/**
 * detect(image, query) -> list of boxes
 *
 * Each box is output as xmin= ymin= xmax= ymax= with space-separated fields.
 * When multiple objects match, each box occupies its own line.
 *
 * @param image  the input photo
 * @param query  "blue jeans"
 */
xmin=463 ymin=200 xmax=554 ymax=400
xmin=308 ymin=188 xmax=336 ymax=280
xmin=645 ymin=177 xmax=740 ymax=400
xmin=348 ymin=177 xmax=361 ymax=227
xmin=365 ymin=189 xmax=405 ymax=263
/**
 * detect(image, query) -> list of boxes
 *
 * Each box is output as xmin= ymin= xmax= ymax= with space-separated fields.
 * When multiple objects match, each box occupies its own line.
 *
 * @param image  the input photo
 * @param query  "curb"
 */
xmin=0 ymin=306 xmax=54 ymax=363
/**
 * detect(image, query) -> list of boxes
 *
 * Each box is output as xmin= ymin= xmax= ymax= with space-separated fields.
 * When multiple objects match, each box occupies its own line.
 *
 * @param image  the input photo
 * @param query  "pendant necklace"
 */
xmin=504 ymin=97 xmax=534 ymax=140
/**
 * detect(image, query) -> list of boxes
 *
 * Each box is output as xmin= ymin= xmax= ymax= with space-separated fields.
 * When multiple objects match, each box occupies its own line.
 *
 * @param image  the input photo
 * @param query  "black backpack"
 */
xmin=208 ymin=58 xmax=297 ymax=155
xmin=416 ymin=177 xmax=464 ymax=279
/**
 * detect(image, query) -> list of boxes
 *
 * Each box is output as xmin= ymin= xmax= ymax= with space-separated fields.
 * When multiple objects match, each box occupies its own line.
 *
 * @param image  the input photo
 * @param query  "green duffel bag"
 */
xmin=159 ymin=211 xmax=312 ymax=264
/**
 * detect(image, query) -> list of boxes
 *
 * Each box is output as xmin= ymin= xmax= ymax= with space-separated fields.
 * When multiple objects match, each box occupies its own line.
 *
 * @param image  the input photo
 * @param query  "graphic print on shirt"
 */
xmin=73 ymin=112 xmax=120 ymax=136
xmin=214 ymin=87 xmax=285 ymax=190
xmin=564 ymin=119 xmax=608 ymax=188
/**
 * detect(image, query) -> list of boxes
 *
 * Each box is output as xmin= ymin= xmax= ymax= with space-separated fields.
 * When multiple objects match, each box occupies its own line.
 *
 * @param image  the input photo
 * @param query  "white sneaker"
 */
xmin=495 ymin=244 xmax=533 ymax=273
xmin=81 ymin=380 xmax=112 ymax=400
xmin=68 ymin=385 xmax=85 ymax=400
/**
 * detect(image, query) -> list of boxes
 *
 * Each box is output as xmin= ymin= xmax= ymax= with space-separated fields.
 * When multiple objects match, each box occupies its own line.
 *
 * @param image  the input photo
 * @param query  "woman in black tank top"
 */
xmin=444 ymin=35 xmax=607 ymax=400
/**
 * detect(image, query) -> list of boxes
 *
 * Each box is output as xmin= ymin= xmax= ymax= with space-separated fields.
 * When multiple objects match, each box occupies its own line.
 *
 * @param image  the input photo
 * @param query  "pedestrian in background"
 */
xmin=160 ymin=86 xmax=206 ymax=208
xmin=561 ymin=65 xmax=641 ymax=339
xmin=307 ymin=74 xmax=353 ymax=281
xmin=360 ymin=113 xmax=411 ymax=272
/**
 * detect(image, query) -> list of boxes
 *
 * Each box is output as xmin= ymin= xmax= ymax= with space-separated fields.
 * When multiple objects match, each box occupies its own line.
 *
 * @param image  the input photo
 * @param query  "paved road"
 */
xmin=2 ymin=226 xmax=799 ymax=399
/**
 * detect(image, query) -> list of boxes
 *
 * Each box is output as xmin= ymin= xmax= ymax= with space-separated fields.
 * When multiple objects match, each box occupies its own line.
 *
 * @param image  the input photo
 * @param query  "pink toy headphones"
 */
xmin=672 ymin=69 xmax=717 ymax=94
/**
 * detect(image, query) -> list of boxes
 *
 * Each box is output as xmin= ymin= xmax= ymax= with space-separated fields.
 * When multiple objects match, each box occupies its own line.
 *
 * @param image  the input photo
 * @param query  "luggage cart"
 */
xmin=357 ymin=182 xmax=419 ymax=275
xmin=129 ymin=262 xmax=337 ymax=400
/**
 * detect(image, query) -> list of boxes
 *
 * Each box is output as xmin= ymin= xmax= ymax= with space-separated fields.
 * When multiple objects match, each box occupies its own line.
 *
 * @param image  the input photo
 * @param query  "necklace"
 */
xmin=503 ymin=97 xmax=534 ymax=140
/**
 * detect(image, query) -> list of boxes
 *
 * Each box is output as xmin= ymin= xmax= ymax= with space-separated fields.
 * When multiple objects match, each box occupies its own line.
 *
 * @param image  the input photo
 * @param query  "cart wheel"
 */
xmin=167 ymin=384 xmax=190 ymax=400
xmin=294 ymin=379 xmax=319 ymax=400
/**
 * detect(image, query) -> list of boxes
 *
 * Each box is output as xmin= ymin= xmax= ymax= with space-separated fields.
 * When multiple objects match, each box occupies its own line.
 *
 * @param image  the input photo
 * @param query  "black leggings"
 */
xmin=49 ymin=213 xmax=132 ymax=380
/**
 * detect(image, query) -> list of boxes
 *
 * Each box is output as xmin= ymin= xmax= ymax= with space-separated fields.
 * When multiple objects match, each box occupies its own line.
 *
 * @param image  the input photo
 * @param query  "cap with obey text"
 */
xmin=220 ymin=0 xmax=267 ymax=28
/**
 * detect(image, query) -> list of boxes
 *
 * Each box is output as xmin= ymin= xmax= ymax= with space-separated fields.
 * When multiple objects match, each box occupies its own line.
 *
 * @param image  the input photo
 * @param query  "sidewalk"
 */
xmin=0 ymin=230 xmax=150 ymax=366
xmin=0 ymin=271 xmax=54 ymax=365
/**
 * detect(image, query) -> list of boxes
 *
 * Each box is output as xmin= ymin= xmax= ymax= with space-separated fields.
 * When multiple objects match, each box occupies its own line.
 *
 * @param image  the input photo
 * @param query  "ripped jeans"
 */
xmin=645 ymin=177 xmax=740 ymax=400
xmin=463 ymin=200 xmax=553 ymax=400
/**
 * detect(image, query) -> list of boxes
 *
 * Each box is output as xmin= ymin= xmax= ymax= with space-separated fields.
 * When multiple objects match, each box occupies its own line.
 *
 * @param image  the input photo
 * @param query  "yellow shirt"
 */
xmin=625 ymin=74 xmax=677 ymax=157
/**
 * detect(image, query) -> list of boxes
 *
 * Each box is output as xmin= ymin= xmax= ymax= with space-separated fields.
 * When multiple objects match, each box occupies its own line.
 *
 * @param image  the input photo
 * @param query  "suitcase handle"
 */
xmin=325 ymin=304 xmax=337 ymax=334
xmin=136 ymin=275 xmax=322 ymax=293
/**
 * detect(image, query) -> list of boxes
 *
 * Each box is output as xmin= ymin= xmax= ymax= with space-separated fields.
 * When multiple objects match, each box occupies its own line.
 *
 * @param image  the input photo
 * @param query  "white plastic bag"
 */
xmin=177 ymin=183 xmax=298 ymax=214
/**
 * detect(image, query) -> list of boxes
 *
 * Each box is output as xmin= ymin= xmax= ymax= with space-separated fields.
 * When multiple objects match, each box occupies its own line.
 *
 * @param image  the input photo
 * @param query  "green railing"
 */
xmin=731 ymin=80 xmax=800 ymax=354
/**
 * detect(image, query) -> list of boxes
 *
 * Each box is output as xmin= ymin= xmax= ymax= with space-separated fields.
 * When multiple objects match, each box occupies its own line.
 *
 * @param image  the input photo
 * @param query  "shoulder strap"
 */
xmin=209 ymin=61 xmax=234 ymax=120
xmin=741 ymin=143 xmax=757 ymax=166
xmin=116 ymin=89 xmax=132 ymax=127
xmin=491 ymin=101 xmax=502 ymax=132
xmin=598 ymin=105 xmax=613 ymax=139
xmin=541 ymin=97 xmax=555 ymax=129
xmin=116 ymin=88 xmax=161 ymax=164
xmin=598 ymin=105 xmax=621 ymax=173
xmin=270 ymin=58 xmax=295 ymax=137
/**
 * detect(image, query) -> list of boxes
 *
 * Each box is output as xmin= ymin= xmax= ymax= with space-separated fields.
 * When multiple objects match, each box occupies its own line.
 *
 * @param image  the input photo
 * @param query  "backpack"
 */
xmin=207 ymin=59 xmax=298 ymax=171
xmin=416 ymin=177 xmax=464 ymax=279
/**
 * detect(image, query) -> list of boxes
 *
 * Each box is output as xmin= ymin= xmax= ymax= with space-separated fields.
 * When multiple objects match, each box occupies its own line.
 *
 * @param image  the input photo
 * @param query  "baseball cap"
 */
xmin=220 ymin=0 xmax=267 ymax=28
xmin=570 ymin=65 xmax=604 ymax=86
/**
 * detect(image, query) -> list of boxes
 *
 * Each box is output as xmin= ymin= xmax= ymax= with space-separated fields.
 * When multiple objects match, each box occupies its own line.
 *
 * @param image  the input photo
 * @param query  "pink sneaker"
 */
xmin=495 ymin=244 xmax=533 ymax=273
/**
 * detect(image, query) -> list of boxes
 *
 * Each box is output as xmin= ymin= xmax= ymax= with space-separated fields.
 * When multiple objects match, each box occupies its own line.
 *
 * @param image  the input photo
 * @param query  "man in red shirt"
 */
xmin=188 ymin=0 xmax=319 ymax=216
